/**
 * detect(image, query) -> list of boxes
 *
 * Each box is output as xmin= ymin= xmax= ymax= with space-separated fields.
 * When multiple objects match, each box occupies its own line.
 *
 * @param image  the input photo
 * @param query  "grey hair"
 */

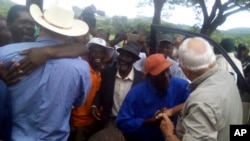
xmin=177 ymin=37 xmax=216 ymax=71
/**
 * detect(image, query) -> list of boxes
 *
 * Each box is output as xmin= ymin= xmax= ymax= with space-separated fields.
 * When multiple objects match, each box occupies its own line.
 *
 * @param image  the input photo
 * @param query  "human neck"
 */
xmin=90 ymin=62 xmax=102 ymax=73
xmin=189 ymin=64 xmax=215 ymax=81
xmin=119 ymin=67 xmax=132 ymax=80
xmin=39 ymin=28 xmax=67 ymax=42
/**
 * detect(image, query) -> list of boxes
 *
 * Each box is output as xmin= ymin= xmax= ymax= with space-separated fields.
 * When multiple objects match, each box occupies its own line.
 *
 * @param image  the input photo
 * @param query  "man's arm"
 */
xmin=109 ymin=33 xmax=127 ymax=47
xmin=156 ymin=112 xmax=181 ymax=141
xmin=18 ymin=43 xmax=88 ymax=74
xmin=1 ymin=43 xmax=88 ymax=85
xmin=154 ymin=103 xmax=185 ymax=118
xmin=167 ymin=103 xmax=184 ymax=116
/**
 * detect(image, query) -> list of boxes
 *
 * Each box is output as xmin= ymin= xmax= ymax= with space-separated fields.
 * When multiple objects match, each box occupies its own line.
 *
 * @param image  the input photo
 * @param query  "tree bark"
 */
xmin=152 ymin=0 xmax=165 ymax=25
xmin=26 ymin=0 xmax=43 ymax=9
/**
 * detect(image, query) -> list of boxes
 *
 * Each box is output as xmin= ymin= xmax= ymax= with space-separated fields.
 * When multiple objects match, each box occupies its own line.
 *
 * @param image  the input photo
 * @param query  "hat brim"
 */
xmin=30 ymin=4 xmax=89 ymax=36
xmin=87 ymin=43 xmax=114 ymax=62
xmin=149 ymin=61 xmax=172 ymax=76
xmin=117 ymin=48 xmax=140 ymax=60
xmin=159 ymin=39 xmax=174 ymax=44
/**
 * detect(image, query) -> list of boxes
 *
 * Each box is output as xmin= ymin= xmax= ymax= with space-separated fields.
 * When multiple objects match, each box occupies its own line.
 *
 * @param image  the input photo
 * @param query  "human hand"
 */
xmin=143 ymin=116 xmax=162 ymax=126
xmin=155 ymin=107 xmax=174 ymax=117
xmin=156 ymin=112 xmax=175 ymax=138
xmin=91 ymin=106 xmax=101 ymax=121
xmin=19 ymin=47 xmax=49 ymax=74
xmin=0 ymin=60 xmax=23 ymax=85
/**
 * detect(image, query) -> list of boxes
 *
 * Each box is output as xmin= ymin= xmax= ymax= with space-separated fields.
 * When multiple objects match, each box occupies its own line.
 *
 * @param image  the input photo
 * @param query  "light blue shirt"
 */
xmin=167 ymin=57 xmax=189 ymax=81
xmin=0 ymin=36 xmax=91 ymax=141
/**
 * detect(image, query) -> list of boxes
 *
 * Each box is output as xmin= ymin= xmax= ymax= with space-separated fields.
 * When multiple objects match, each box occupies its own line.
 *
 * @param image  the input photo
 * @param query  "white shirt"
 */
xmin=167 ymin=57 xmax=189 ymax=82
xmin=216 ymin=53 xmax=245 ymax=77
xmin=111 ymin=68 xmax=135 ymax=116
xmin=133 ymin=52 xmax=146 ymax=72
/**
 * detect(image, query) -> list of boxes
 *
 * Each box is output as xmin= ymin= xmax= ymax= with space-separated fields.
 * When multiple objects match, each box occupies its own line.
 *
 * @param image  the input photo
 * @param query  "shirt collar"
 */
xmin=189 ymin=65 xmax=219 ymax=92
xmin=116 ymin=68 xmax=135 ymax=81
xmin=36 ymin=36 xmax=65 ymax=45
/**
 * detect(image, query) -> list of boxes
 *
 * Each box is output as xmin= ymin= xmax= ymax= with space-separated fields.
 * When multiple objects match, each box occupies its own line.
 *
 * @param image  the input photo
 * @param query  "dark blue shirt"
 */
xmin=116 ymin=77 xmax=190 ymax=141
xmin=0 ymin=80 xmax=11 ymax=141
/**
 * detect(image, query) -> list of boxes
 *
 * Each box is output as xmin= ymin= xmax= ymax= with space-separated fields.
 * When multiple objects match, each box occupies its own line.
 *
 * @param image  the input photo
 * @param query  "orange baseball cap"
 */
xmin=144 ymin=54 xmax=172 ymax=76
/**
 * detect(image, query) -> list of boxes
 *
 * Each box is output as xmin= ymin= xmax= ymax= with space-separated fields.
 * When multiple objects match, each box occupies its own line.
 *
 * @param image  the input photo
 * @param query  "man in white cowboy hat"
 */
xmin=0 ymin=3 xmax=91 ymax=141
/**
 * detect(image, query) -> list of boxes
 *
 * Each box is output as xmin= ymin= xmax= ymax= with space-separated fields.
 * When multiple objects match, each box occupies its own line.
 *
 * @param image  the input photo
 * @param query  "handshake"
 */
xmin=143 ymin=108 xmax=174 ymax=126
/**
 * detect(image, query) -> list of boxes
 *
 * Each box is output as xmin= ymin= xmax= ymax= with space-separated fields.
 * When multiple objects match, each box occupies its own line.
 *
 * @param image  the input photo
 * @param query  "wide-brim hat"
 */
xmin=117 ymin=41 xmax=141 ymax=60
xmin=144 ymin=53 xmax=172 ymax=76
xmin=86 ymin=37 xmax=114 ymax=62
xmin=30 ymin=4 xmax=89 ymax=36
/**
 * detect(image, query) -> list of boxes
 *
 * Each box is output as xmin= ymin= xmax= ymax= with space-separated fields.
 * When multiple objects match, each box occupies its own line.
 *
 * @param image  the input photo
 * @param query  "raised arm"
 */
xmin=18 ymin=43 xmax=88 ymax=74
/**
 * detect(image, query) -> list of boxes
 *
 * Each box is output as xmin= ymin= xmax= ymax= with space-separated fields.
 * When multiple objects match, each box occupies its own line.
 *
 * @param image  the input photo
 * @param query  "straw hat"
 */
xmin=30 ymin=4 xmax=89 ymax=36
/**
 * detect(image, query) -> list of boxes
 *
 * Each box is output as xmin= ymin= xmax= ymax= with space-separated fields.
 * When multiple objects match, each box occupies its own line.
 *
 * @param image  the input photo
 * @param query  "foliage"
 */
xmin=182 ymin=0 xmax=250 ymax=35
xmin=1 ymin=0 xmax=250 ymax=45
xmin=0 ymin=0 xmax=14 ymax=18
xmin=136 ymin=0 xmax=250 ymax=36
xmin=219 ymin=28 xmax=250 ymax=46
xmin=95 ymin=15 xmax=250 ymax=47
xmin=135 ymin=0 xmax=183 ymax=20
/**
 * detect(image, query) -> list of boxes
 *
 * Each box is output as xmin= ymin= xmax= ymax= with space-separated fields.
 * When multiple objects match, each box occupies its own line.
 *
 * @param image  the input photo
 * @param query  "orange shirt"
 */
xmin=71 ymin=66 xmax=101 ymax=126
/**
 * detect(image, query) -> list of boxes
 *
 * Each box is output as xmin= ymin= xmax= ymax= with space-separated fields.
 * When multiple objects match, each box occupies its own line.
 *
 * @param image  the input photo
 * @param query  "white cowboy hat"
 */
xmin=86 ymin=37 xmax=114 ymax=61
xmin=30 ymin=4 xmax=89 ymax=36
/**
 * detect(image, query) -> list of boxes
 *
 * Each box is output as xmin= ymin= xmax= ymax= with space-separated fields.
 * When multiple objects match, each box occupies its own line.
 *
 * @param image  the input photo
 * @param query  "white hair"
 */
xmin=177 ymin=37 xmax=216 ymax=71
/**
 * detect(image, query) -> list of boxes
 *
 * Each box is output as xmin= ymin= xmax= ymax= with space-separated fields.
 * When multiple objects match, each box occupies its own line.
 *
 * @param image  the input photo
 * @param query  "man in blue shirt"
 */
xmin=116 ymin=54 xmax=190 ymax=141
xmin=0 ymin=4 xmax=90 ymax=141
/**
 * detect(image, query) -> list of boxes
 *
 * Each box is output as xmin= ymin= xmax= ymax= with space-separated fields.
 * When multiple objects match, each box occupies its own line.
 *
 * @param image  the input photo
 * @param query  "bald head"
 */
xmin=186 ymin=37 xmax=208 ymax=54
xmin=178 ymin=37 xmax=216 ymax=71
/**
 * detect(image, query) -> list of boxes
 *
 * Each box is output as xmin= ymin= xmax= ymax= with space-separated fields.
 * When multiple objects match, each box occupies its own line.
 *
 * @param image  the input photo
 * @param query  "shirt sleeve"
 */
xmin=116 ymin=88 xmax=144 ymax=132
xmin=73 ymin=63 xmax=91 ymax=107
xmin=177 ymin=102 xmax=220 ymax=141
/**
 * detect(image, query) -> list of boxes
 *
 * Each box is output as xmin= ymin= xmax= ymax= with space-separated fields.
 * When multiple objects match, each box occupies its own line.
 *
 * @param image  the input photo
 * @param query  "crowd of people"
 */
xmin=0 ymin=2 xmax=248 ymax=141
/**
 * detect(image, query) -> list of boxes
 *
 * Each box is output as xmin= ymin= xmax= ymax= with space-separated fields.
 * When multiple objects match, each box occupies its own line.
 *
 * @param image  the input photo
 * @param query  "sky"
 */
xmin=11 ymin=0 xmax=250 ymax=30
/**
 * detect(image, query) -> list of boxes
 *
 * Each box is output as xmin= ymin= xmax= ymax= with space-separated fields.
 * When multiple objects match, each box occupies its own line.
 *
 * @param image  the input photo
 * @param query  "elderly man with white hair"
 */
xmin=0 ymin=3 xmax=91 ymax=141
xmin=157 ymin=37 xmax=242 ymax=141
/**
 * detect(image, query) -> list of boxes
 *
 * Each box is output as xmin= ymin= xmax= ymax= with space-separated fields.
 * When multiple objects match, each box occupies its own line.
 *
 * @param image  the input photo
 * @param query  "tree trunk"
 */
xmin=26 ymin=0 xmax=43 ymax=9
xmin=152 ymin=0 xmax=165 ymax=25
xmin=200 ymin=14 xmax=226 ymax=36
xmin=200 ymin=23 xmax=217 ymax=36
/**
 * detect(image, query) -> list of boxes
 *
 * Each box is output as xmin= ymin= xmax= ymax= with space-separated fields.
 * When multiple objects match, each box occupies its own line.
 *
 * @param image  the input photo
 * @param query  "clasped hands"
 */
xmin=155 ymin=108 xmax=175 ymax=139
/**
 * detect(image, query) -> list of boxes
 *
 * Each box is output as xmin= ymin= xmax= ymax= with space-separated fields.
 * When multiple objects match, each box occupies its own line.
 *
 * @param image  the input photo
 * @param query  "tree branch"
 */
xmin=225 ymin=4 xmax=238 ymax=11
xmin=208 ymin=0 xmax=222 ymax=23
xmin=222 ymin=0 xmax=234 ymax=8
xmin=198 ymin=0 xmax=208 ymax=22
xmin=224 ymin=7 xmax=246 ymax=17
